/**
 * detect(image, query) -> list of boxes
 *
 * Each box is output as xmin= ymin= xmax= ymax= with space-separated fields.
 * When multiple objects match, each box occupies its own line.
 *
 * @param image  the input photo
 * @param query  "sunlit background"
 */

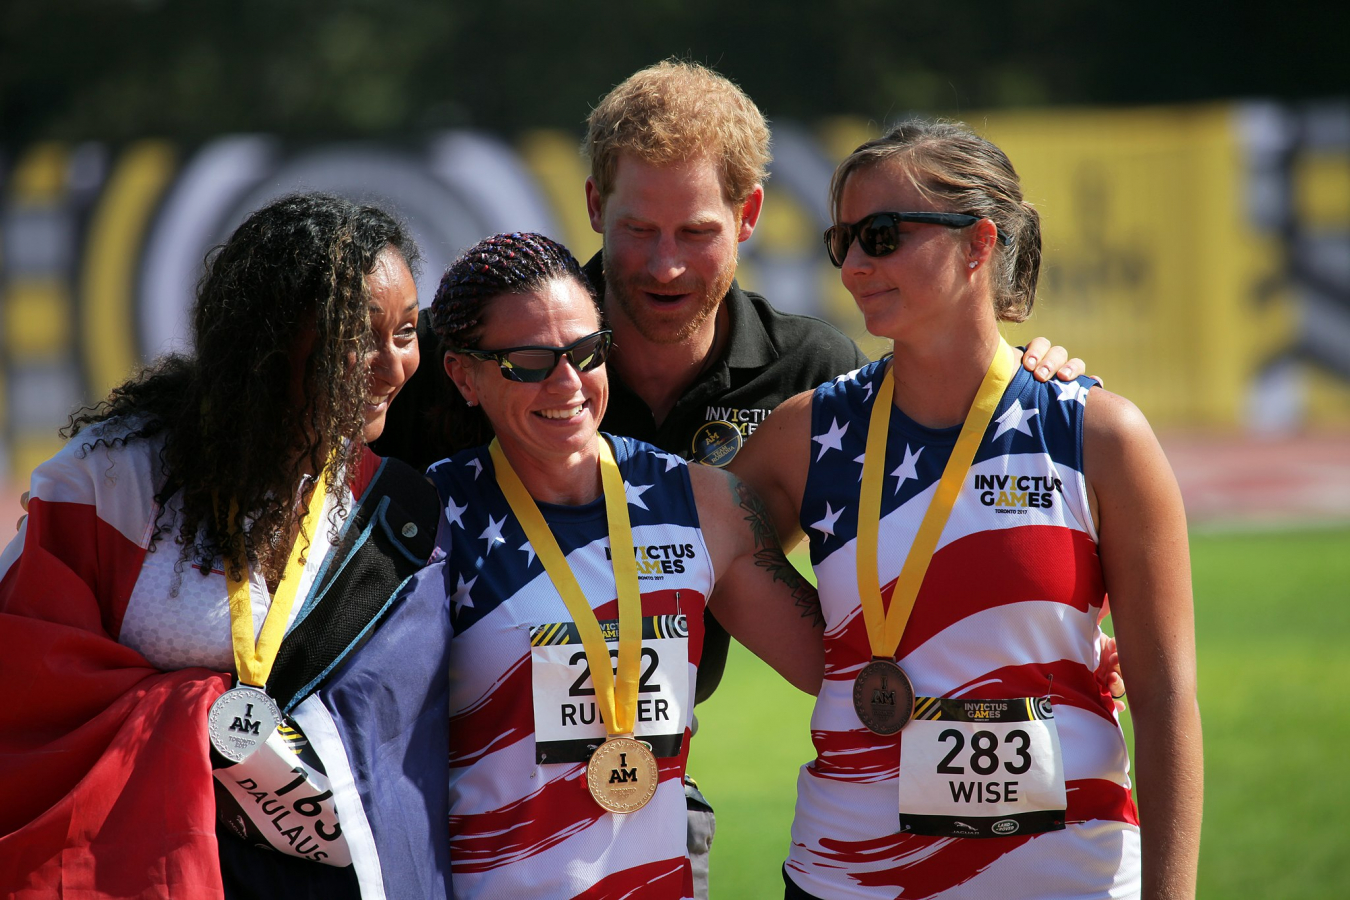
xmin=3 ymin=2 xmax=1348 ymax=491
xmin=2 ymin=2 xmax=1347 ymax=897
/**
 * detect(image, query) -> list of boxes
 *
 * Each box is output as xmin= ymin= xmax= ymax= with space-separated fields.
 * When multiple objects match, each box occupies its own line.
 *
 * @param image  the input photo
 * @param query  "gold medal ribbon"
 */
xmin=225 ymin=469 xmax=333 ymax=687
xmin=490 ymin=437 xmax=642 ymax=737
xmin=857 ymin=338 xmax=1019 ymax=657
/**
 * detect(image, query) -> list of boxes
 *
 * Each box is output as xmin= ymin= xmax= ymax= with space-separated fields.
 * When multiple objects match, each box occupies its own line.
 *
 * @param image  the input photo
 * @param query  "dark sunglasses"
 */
xmin=456 ymin=329 xmax=613 ymax=383
xmin=823 ymin=212 xmax=1009 ymax=267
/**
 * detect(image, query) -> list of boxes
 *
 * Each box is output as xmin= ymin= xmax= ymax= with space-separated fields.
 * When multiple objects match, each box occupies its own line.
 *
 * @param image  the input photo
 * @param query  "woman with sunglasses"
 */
xmin=731 ymin=121 xmax=1202 ymax=899
xmin=0 ymin=194 xmax=445 ymax=898
xmin=412 ymin=232 xmax=823 ymax=899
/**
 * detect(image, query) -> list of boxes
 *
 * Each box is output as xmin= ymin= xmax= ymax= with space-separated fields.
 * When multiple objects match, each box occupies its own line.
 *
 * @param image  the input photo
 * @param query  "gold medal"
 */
xmin=851 ymin=658 xmax=915 ymax=735
xmin=586 ymin=736 xmax=659 ymax=814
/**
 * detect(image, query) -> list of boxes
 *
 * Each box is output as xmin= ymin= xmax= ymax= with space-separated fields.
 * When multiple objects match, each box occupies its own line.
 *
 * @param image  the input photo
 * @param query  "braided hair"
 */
xmin=428 ymin=232 xmax=599 ymax=451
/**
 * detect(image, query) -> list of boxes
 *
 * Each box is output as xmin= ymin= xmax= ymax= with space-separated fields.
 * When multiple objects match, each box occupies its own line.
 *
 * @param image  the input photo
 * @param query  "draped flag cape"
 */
xmin=0 ymin=486 xmax=232 ymax=897
xmin=0 ymin=433 xmax=451 ymax=900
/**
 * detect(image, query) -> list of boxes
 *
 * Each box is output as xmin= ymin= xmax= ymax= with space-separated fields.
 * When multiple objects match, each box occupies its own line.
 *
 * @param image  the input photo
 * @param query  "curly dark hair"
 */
xmin=427 ymin=232 xmax=598 ymax=452
xmin=64 ymin=192 xmax=419 ymax=583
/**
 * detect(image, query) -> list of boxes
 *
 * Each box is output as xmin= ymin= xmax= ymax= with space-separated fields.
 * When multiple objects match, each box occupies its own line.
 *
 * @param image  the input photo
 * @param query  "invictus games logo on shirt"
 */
xmin=705 ymin=406 xmax=771 ymax=434
xmin=605 ymin=543 xmax=700 ymax=579
xmin=974 ymin=473 xmax=1063 ymax=512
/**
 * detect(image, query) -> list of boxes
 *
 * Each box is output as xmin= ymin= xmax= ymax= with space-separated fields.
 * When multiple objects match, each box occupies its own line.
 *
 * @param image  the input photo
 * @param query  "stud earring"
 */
xmin=968 ymin=261 xmax=978 ymax=269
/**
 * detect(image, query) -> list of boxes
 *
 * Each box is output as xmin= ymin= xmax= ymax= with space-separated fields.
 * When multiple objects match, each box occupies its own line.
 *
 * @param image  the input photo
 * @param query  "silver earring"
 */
xmin=466 ymin=399 xmax=477 ymax=407
xmin=969 ymin=262 xmax=978 ymax=269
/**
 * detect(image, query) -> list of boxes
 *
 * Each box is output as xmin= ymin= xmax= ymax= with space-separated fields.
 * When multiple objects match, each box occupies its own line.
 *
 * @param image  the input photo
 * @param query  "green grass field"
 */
xmin=688 ymin=526 xmax=1350 ymax=899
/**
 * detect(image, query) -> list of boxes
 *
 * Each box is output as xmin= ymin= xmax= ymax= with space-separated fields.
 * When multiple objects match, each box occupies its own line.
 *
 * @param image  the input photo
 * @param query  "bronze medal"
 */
xmin=208 ymin=684 xmax=283 ymax=763
xmin=586 ymin=736 xmax=659 ymax=814
xmin=852 ymin=658 xmax=915 ymax=735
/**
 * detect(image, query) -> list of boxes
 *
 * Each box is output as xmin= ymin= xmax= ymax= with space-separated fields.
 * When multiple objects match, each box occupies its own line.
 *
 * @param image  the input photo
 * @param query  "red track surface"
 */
xmin=1158 ymin=431 xmax=1350 ymax=528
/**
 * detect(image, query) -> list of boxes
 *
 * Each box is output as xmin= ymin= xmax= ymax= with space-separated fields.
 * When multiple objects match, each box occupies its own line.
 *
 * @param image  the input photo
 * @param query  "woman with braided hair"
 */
xmin=388 ymin=231 xmax=824 ymax=899
xmin=0 ymin=193 xmax=445 ymax=899
xmin=730 ymin=119 xmax=1202 ymax=899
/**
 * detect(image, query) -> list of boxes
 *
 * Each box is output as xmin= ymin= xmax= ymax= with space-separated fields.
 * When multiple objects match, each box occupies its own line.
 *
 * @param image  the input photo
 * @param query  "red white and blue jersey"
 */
xmin=785 ymin=361 xmax=1140 ymax=900
xmin=430 ymin=435 xmax=712 ymax=900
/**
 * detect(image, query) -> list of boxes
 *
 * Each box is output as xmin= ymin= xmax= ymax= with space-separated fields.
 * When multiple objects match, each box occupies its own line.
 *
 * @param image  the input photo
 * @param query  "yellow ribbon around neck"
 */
xmin=490 ymin=437 xmax=643 ymax=737
xmin=856 ymin=338 xmax=1019 ymax=659
xmin=225 ymin=470 xmax=333 ymax=688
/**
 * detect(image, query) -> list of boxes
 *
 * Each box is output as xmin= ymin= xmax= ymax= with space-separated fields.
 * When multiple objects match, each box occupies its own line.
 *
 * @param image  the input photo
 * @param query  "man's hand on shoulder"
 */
xmin=1022 ymin=336 xmax=1089 ymax=383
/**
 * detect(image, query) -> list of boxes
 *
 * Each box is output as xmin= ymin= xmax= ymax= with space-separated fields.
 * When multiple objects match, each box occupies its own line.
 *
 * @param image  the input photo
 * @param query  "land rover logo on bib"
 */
xmin=691 ymin=421 xmax=742 ymax=467
xmin=992 ymin=819 xmax=1020 ymax=835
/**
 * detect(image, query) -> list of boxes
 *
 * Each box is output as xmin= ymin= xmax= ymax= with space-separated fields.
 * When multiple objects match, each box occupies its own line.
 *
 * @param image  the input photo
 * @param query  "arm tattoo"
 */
xmin=731 ymin=477 xmax=824 ymax=630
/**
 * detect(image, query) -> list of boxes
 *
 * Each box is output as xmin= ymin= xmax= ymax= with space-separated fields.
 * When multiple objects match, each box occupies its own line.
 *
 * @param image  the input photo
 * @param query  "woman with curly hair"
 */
xmin=0 ymin=193 xmax=444 ymax=899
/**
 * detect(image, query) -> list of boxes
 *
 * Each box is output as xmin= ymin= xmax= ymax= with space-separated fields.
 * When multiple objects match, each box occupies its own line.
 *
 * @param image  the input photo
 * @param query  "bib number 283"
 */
xmin=897 ymin=697 xmax=1066 ymax=839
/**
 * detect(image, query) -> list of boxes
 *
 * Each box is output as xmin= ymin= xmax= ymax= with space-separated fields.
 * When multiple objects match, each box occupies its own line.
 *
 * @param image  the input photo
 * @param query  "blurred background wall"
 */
xmin=2 ymin=0 xmax=1348 ymax=488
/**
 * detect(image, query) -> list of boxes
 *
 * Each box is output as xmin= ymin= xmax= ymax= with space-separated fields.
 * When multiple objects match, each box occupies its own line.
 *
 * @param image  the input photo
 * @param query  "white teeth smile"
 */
xmin=538 ymin=405 xmax=585 ymax=420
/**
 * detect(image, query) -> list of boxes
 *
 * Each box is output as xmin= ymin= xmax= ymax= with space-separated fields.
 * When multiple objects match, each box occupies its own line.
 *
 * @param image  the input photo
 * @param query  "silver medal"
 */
xmin=208 ymin=685 xmax=283 ymax=763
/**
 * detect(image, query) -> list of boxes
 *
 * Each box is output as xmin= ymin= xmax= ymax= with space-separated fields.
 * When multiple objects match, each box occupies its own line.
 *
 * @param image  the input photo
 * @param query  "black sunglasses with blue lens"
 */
xmin=823 ymin=211 xmax=1009 ymax=268
xmin=457 ymin=329 xmax=614 ymax=383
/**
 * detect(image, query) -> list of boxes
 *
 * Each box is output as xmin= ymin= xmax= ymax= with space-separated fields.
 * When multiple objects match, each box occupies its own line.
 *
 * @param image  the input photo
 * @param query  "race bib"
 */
xmin=897 ymin=696 xmax=1066 ymax=839
xmin=213 ymin=721 xmax=352 ymax=866
xmin=530 ymin=614 xmax=689 ymax=764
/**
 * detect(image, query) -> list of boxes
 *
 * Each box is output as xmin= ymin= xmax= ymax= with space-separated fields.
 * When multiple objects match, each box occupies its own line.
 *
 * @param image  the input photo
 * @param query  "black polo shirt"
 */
xmin=585 ymin=253 xmax=869 ymax=702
